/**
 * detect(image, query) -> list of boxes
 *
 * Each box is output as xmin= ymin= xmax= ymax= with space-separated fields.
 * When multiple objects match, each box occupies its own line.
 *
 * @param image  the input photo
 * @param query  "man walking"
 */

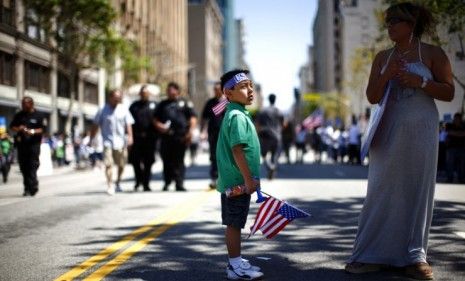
xmin=256 ymin=94 xmax=284 ymax=179
xmin=91 ymin=90 xmax=134 ymax=195
xmin=200 ymin=82 xmax=224 ymax=189
xmin=154 ymin=82 xmax=197 ymax=192
xmin=129 ymin=85 xmax=158 ymax=192
xmin=10 ymin=97 xmax=46 ymax=196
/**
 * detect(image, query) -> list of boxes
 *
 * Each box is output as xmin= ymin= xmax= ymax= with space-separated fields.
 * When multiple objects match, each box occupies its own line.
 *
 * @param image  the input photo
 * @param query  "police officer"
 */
xmin=129 ymin=85 xmax=158 ymax=192
xmin=10 ymin=96 xmax=46 ymax=196
xmin=200 ymin=82 xmax=224 ymax=189
xmin=154 ymin=82 xmax=197 ymax=191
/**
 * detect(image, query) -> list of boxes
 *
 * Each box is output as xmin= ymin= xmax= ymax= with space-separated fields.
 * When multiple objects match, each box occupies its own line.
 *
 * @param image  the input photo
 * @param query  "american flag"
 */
xmin=302 ymin=109 xmax=324 ymax=129
xmin=249 ymin=197 xmax=310 ymax=239
xmin=212 ymin=98 xmax=229 ymax=116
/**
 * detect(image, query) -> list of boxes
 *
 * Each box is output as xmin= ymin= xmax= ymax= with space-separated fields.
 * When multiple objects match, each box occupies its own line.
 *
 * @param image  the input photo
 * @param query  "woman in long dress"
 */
xmin=345 ymin=2 xmax=454 ymax=280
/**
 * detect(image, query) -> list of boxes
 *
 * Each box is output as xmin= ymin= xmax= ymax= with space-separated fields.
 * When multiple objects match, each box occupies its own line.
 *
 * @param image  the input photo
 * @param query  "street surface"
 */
xmin=0 ymin=152 xmax=464 ymax=281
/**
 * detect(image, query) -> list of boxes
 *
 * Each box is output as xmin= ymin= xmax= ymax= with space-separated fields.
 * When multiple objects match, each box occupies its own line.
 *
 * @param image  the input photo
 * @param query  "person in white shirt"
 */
xmin=90 ymin=89 xmax=134 ymax=195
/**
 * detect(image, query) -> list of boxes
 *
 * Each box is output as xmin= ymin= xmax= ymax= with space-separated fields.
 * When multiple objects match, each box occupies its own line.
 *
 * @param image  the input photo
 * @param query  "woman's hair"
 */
xmin=385 ymin=2 xmax=435 ymax=38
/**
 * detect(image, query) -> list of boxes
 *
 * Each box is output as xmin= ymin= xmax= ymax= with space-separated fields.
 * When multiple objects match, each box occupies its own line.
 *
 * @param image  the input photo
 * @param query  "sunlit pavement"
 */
xmin=0 ymin=151 xmax=464 ymax=281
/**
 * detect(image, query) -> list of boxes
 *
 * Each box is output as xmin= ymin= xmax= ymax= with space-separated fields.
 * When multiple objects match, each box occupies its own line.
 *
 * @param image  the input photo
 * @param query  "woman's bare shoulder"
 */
xmin=374 ymin=48 xmax=394 ymax=64
xmin=421 ymin=42 xmax=447 ymax=58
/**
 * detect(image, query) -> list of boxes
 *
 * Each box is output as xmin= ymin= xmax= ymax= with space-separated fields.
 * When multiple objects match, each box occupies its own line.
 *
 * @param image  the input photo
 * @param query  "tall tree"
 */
xmin=23 ymin=0 xmax=150 ymax=133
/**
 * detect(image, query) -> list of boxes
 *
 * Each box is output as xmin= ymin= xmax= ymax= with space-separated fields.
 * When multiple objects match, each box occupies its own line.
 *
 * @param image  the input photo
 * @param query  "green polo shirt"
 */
xmin=216 ymin=102 xmax=261 ymax=192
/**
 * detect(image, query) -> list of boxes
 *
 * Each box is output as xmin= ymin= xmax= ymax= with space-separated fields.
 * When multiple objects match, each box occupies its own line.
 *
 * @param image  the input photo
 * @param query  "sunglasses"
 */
xmin=385 ymin=17 xmax=407 ymax=27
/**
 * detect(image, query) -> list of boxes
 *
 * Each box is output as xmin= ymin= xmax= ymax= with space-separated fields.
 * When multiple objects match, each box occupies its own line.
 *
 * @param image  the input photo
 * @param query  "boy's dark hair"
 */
xmin=167 ymin=81 xmax=180 ymax=91
xmin=268 ymin=94 xmax=276 ymax=105
xmin=220 ymin=69 xmax=250 ymax=90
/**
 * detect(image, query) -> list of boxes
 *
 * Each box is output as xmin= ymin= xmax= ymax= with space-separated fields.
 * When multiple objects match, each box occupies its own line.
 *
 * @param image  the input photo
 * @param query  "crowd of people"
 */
xmin=3 ymin=89 xmax=464 ymax=191
xmin=3 ymin=2 xmax=465 ymax=280
xmin=278 ymin=116 xmax=364 ymax=166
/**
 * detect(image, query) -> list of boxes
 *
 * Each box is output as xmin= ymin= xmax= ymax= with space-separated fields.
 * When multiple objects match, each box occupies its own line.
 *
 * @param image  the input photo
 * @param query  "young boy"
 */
xmin=216 ymin=69 xmax=264 ymax=280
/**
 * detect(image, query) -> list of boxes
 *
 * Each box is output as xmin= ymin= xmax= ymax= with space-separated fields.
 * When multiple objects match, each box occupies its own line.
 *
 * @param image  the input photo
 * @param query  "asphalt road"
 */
xmin=0 ymin=153 xmax=464 ymax=281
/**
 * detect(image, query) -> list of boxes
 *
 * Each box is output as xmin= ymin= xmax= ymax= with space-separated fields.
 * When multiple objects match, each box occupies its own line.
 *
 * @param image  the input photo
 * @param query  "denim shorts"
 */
xmin=221 ymin=193 xmax=251 ymax=229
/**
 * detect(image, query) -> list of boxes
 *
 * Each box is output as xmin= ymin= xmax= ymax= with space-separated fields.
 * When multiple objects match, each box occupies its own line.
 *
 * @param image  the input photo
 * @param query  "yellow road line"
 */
xmin=82 ymin=191 xmax=215 ymax=281
xmin=54 ymin=190 xmax=214 ymax=281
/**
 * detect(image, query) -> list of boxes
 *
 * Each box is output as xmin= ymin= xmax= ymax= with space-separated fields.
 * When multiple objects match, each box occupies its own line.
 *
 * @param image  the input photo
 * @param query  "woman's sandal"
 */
xmin=344 ymin=262 xmax=382 ymax=274
xmin=405 ymin=262 xmax=434 ymax=280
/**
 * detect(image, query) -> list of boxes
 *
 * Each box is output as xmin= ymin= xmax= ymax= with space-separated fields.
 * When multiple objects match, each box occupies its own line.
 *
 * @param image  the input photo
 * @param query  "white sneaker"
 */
xmin=226 ymin=262 xmax=264 ymax=280
xmin=106 ymin=186 xmax=115 ymax=196
xmin=241 ymin=258 xmax=261 ymax=272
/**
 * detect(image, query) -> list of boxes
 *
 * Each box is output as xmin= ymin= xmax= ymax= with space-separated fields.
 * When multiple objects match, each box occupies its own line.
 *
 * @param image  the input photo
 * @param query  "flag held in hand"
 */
xmin=248 ymin=196 xmax=310 ymax=239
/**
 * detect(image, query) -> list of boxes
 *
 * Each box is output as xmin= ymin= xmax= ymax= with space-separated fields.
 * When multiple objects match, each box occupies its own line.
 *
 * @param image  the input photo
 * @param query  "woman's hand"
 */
xmin=397 ymin=69 xmax=422 ymax=88
xmin=383 ymin=58 xmax=403 ymax=80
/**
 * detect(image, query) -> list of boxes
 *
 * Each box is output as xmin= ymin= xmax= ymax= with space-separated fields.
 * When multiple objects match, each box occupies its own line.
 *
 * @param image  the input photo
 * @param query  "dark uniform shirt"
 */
xmin=129 ymin=100 xmax=157 ymax=140
xmin=9 ymin=110 xmax=46 ymax=146
xmin=202 ymin=97 xmax=225 ymax=136
xmin=256 ymin=106 xmax=284 ymax=140
xmin=446 ymin=122 xmax=465 ymax=148
xmin=154 ymin=98 xmax=197 ymax=139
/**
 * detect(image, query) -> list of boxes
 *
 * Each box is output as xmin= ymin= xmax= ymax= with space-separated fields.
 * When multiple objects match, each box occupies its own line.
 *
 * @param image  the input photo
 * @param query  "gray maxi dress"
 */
xmin=349 ymin=43 xmax=439 ymax=267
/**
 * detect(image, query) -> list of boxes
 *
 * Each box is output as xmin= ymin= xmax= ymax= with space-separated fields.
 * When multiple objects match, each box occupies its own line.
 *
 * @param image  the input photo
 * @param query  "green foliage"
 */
xmin=384 ymin=0 xmax=465 ymax=35
xmin=301 ymin=93 xmax=349 ymax=121
xmin=23 ymin=0 xmax=150 ymax=81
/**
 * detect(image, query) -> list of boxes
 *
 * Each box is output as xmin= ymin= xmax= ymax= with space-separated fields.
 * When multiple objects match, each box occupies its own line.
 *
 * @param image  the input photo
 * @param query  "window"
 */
xmin=57 ymin=72 xmax=70 ymax=98
xmin=84 ymin=82 xmax=98 ymax=104
xmin=25 ymin=60 xmax=49 ymax=93
xmin=0 ymin=51 xmax=15 ymax=86
xmin=0 ymin=0 xmax=14 ymax=26
xmin=25 ymin=8 xmax=46 ymax=42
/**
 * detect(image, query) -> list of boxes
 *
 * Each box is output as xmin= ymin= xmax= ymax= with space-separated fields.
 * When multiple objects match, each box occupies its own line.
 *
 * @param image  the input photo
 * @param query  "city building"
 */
xmin=188 ymin=0 xmax=223 ymax=113
xmin=0 ymin=0 xmax=102 ymax=134
xmin=312 ymin=0 xmax=342 ymax=93
xmin=436 ymin=30 xmax=465 ymax=119
xmin=0 ymin=0 xmax=190 ymax=135
xmin=298 ymin=45 xmax=314 ymax=96
xmin=339 ymin=0 xmax=382 ymax=118
xmin=216 ymin=0 xmax=237 ymax=72
xmin=234 ymin=19 xmax=248 ymax=70
xmin=114 ymin=0 xmax=188 ymax=95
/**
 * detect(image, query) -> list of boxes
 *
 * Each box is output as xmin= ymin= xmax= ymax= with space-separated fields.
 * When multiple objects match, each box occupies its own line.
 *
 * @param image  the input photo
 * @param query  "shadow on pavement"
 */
xmin=68 ymin=197 xmax=465 ymax=281
xmin=120 ymin=162 xmax=369 ymax=184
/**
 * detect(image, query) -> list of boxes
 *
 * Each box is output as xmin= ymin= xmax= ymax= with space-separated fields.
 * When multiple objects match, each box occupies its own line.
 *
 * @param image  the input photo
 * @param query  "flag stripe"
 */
xmin=249 ymin=195 xmax=310 ymax=239
xmin=264 ymin=219 xmax=289 ymax=239
xmin=212 ymin=99 xmax=229 ymax=115
xmin=259 ymin=213 xmax=281 ymax=233
xmin=256 ymin=200 xmax=282 ymax=231
xmin=262 ymin=216 xmax=287 ymax=235
xmin=249 ymin=198 xmax=281 ymax=236
xmin=249 ymin=198 xmax=274 ymax=235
